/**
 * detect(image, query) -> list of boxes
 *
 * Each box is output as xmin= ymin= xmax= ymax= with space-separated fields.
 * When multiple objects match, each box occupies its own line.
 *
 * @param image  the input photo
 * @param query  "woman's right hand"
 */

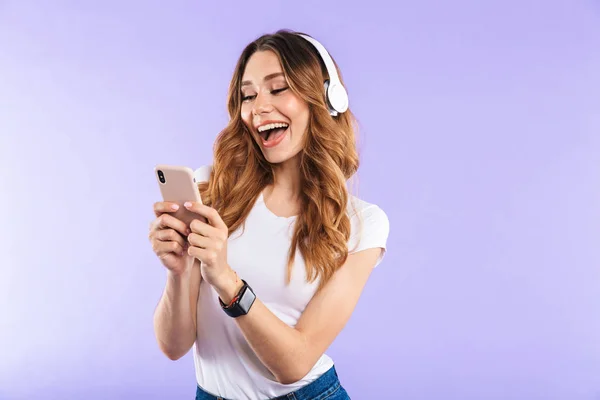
xmin=149 ymin=201 xmax=194 ymax=275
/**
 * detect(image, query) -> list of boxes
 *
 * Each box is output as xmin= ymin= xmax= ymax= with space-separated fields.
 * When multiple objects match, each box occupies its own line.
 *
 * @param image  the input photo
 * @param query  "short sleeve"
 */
xmin=193 ymin=165 xmax=212 ymax=184
xmin=348 ymin=204 xmax=390 ymax=267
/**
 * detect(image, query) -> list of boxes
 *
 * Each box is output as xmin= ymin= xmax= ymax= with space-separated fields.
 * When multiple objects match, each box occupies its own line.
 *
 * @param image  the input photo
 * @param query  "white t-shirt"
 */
xmin=192 ymin=165 xmax=390 ymax=399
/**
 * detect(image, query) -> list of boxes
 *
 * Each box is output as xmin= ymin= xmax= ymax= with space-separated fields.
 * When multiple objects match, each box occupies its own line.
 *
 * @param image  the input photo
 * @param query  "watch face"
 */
xmin=238 ymin=285 xmax=256 ymax=314
xmin=221 ymin=281 xmax=256 ymax=317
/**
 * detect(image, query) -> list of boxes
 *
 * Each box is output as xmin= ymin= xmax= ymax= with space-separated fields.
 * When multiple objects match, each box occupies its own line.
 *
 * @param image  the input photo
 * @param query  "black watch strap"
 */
xmin=219 ymin=279 xmax=256 ymax=318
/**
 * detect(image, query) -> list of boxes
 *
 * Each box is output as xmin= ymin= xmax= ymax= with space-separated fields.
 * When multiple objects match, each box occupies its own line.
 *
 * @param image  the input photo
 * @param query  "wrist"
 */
xmin=167 ymin=267 xmax=191 ymax=283
xmin=213 ymin=267 xmax=244 ymax=305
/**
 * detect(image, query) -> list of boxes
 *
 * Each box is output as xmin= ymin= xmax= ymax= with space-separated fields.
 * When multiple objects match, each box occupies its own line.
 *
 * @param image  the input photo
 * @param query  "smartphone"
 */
xmin=154 ymin=164 xmax=205 ymax=228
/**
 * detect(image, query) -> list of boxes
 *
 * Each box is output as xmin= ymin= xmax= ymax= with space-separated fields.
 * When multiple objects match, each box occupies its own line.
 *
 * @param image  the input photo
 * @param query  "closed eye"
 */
xmin=271 ymin=87 xmax=288 ymax=95
xmin=241 ymin=87 xmax=288 ymax=102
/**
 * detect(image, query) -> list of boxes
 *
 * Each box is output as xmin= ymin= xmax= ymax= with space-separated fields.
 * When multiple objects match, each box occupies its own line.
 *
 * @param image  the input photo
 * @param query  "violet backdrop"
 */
xmin=1 ymin=1 xmax=599 ymax=399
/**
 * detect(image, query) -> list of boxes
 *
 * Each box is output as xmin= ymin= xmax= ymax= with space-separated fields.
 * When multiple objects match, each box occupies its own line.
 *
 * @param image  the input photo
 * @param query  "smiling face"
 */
xmin=240 ymin=50 xmax=310 ymax=165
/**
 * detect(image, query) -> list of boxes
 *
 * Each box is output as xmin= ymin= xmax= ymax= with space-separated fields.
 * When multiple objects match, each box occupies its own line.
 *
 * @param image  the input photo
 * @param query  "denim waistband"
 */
xmin=196 ymin=365 xmax=346 ymax=400
xmin=280 ymin=365 xmax=342 ymax=400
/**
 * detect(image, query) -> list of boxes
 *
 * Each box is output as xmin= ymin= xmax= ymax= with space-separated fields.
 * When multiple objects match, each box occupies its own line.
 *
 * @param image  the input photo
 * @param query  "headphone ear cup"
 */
xmin=326 ymin=81 xmax=349 ymax=115
xmin=323 ymin=80 xmax=336 ymax=116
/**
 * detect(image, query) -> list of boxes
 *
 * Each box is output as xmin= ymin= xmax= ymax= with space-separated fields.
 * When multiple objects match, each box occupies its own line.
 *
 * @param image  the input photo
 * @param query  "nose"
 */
xmin=252 ymin=91 xmax=273 ymax=116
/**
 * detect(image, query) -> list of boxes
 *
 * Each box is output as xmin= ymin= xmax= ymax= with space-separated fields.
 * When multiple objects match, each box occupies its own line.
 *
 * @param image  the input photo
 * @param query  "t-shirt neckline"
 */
xmin=258 ymin=191 xmax=298 ymax=221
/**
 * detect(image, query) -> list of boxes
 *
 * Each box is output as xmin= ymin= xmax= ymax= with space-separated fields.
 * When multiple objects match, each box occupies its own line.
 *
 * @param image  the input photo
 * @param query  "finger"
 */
xmin=189 ymin=218 xmax=222 ymax=239
xmin=153 ymin=201 xmax=181 ymax=217
xmin=157 ymin=252 xmax=179 ymax=265
xmin=153 ymin=239 xmax=185 ymax=256
xmin=180 ymin=201 xmax=204 ymax=215
xmin=154 ymin=228 xmax=187 ymax=248
xmin=184 ymin=202 xmax=227 ymax=230
xmin=188 ymin=246 xmax=217 ymax=264
xmin=187 ymin=232 xmax=213 ymax=249
xmin=151 ymin=213 xmax=190 ymax=237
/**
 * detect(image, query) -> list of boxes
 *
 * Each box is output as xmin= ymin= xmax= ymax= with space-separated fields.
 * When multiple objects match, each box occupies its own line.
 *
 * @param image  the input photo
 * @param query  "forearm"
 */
xmin=238 ymin=299 xmax=311 ymax=384
xmin=214 ymin=270 xmax=311 ymax=384
xmin=153 ymin=270 xmax=197 ymax=360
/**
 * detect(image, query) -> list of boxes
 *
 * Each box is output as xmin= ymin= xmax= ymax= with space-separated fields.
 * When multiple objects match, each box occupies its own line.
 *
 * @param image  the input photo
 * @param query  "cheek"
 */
xmin=289 ymin=104 xmax=310 ymax=132
xmin=278 ymin=97 xmax=309 ymax=125
xmin=279 ymin=97 xmax=299 ymax=116
xmin=240 ymin=104 xmax=252 ymax=123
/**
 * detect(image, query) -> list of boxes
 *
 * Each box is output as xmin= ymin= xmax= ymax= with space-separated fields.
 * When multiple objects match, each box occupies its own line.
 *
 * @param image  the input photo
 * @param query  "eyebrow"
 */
xmin=241 ymin=72 xmax=285 ymax=87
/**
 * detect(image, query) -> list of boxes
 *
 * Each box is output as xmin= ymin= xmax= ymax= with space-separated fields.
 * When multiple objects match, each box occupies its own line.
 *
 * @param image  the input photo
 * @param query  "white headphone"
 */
xmin=297 ymin=34 xmax=349 ymax=116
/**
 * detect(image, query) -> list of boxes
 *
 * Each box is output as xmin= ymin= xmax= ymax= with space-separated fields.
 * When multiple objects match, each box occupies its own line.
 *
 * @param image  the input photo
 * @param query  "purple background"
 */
xmin=1 ymin=1 xmax=599 ymax=399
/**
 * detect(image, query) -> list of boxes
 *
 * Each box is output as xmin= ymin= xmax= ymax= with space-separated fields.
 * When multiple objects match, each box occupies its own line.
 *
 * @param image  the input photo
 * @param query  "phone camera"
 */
xmin=157 ymin=170 xmax=166 ymax=184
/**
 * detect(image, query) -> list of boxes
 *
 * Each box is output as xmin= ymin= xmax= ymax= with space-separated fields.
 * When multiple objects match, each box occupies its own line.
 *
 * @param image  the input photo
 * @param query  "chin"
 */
xmin=262 ymin=149 xmax=302 ymax=165
xmin=264 ymin=152 xmax=291 ymax=164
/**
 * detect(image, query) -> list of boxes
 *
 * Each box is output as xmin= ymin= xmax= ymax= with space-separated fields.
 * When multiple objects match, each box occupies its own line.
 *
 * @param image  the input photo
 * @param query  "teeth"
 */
xmin=258 ymin=122 xmax=289 ymax=132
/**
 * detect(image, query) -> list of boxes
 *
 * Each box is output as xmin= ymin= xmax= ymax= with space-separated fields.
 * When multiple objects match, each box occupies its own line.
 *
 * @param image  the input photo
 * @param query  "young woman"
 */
xmin=149 ymin=29 xmax=390 ymax=400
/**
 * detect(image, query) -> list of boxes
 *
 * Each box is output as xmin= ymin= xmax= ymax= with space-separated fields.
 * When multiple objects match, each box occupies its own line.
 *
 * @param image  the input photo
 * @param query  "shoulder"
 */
xmin=346 ymin=195 xmax=390 ymax=267
xmin=193 ymin=165 xmax=213 ymax=184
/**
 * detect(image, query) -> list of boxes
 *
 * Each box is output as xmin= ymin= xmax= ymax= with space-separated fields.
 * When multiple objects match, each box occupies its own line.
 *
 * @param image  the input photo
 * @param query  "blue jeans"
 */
xmin=195 ymin=365 xmax=350 ymax=400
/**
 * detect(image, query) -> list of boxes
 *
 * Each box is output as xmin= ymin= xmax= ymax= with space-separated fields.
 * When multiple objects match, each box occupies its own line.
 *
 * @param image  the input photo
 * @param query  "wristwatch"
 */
xmin=219 ymin=279 xmax=256 ymax=318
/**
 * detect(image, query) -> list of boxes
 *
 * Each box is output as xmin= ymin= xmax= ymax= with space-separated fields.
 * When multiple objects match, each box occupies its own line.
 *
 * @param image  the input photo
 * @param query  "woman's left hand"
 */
xmin=184 ymin=201 xmax=232 ymax=288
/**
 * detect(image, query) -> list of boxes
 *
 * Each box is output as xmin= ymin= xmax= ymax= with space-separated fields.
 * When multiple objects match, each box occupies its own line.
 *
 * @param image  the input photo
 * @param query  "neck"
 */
xmin=270 ymin=156 xmax=302 ymax=201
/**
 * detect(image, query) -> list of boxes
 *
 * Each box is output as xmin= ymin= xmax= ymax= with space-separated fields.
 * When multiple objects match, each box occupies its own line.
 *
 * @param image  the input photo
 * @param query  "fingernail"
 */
xmin=171 ymin=204 xmax=179 ymax=210
xmin=184 ymin=202 xmax=192 ymax=208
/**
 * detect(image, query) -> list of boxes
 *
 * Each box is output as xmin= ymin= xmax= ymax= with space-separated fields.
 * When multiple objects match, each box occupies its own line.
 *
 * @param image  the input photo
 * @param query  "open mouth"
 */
xmin=257 ymin=122 xmax=289 ymax=143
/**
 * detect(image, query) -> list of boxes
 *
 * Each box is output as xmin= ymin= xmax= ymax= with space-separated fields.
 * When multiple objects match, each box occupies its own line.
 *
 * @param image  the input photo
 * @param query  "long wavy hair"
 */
xmin=198 ymin=29 xmax=360 ymax=291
